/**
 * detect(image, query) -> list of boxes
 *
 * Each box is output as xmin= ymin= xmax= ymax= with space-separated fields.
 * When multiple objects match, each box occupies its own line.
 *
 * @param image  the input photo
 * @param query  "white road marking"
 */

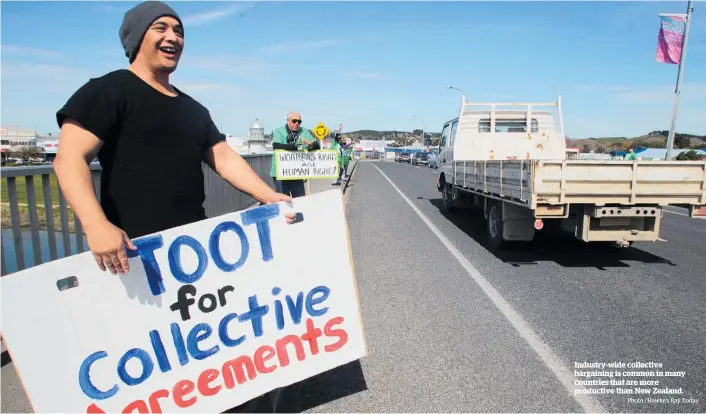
xmin=664 ymin=209 xmax=705 ymax=219
xmin=658 ymin=238 xmax=668 ymax=242
xmin=369 ymin=162 xmax=607 ymax=413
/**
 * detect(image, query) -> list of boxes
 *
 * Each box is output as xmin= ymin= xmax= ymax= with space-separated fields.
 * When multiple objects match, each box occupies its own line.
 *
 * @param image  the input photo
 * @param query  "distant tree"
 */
xmin=676 ymin=150 xmax=704 ymax=161
xmin=675 ymin=135 xmax=690 ymax=149
xmin=596 ymin=145 xmax=606 ymax=153
xmin=431 ymin=137 xmax=440 ymax=146
xmin=10 ymin=146 xmax=42 ymax=162
xmin=581 ymin=144 xmax=592 ymax=153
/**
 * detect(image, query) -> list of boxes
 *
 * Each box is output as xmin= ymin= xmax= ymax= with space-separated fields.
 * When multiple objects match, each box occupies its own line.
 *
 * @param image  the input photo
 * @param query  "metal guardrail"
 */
xmin=0 ymin=154 xmax=274 ymax=276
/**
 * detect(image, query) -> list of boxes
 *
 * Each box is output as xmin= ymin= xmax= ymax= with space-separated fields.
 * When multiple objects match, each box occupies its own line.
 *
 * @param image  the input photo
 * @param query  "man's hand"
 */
xmin=85 ymin=221 xmax=137 ymax=275
xmin=261 ymin=191 xmax=292 ymax=204
xmin=260 ymin=191 xmax=299 ymax=224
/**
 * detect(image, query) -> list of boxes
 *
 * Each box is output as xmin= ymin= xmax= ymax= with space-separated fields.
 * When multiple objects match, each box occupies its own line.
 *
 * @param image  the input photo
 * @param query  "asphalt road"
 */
xmin=306 ymin=160 xmax=705 ymax=413
xmin=2 ymin=160 xmax=704 ymax=413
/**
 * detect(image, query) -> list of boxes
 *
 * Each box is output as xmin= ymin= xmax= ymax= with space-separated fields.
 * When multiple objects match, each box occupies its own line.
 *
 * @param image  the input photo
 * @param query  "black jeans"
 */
xmin=274 ymin=178 xmax=306 ymax=198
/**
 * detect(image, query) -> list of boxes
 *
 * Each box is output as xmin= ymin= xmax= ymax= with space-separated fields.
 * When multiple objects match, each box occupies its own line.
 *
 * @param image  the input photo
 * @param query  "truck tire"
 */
xmin=442 ymin=183 xmax=456 ymax=213
xmin=486 ymin=200 xmax=506 ymax=249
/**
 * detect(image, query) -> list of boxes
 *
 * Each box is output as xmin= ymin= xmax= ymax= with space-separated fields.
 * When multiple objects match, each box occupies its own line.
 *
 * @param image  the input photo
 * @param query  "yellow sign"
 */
xmin=312 ymin=122 xmax=331 ymax=141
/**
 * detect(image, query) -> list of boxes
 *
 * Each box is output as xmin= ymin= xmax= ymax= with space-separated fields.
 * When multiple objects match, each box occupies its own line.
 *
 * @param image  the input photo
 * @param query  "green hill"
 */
xmin=567 ymin=131 xmax=706 ymax=153
xmin=332 ymin=129 xmax=705 ymax=151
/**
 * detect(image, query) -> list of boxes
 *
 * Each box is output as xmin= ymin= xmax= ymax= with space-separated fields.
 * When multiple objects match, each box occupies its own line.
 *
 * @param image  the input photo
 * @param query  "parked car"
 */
xmin=399 ymin=152 xmax=411 ymax=163
xmin=413 ymin=152 xmax=429 ymax=166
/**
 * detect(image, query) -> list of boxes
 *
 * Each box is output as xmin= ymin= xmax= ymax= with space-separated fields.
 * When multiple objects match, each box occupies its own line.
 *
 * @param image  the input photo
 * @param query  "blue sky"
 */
xmin=2 ymin=1 xmax=705 ymax=138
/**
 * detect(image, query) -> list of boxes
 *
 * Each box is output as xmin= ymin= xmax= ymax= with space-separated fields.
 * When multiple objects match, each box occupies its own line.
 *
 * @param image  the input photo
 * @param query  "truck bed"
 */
xmin=452 ymin=159 xmax=706 ymax=208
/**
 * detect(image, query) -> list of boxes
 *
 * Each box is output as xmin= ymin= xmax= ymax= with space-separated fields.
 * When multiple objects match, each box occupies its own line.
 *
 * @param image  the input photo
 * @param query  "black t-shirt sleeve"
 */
xmin=204 ymin=111 xmax=226 ymax=150
xmin=56 ymin=78 xmax=121 ymax=142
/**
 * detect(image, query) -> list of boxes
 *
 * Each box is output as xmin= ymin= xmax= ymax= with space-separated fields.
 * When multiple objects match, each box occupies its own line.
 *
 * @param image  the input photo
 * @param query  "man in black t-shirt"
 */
xmin=54 ymin=1 xmax=296 ymax=279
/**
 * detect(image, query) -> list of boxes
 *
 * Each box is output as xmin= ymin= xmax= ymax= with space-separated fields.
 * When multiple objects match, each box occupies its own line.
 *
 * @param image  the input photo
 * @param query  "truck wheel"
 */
xmin=442 ymin=184 xmax=455 ymax=213
xmin=486 ymin=201 xmax=506 ymax=249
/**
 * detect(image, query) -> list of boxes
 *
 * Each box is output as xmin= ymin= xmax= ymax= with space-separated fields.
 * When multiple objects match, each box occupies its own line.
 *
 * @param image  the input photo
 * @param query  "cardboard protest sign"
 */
xmin=275 ymin=150 xmax=339 ymax=180
xmin=0 ymin=189 xmax=366 ymax=413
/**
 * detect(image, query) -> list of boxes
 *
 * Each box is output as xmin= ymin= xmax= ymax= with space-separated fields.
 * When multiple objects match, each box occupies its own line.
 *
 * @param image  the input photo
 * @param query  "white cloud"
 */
xmin=179 ymin=54 xmax=273 ymax=77
xmin=177 ymin=83 xmax=242 ymax=93
xmin=572 ymin=84 xmax=633 ymax=93
xmin=1 ymin=45 xmax=66 ymax=60
xmin=181 ymin=3 xmax=253 ymax=27
xmin=1 ymin=62 xmax=89 ymax=81
xmin=94 ymin=3 xmax=125 ymax=13
xmin=570 ymin=83 xmax=706 ymax=105
xmin=343 ymin=71 xmax=384 ymax=80
xmin=258 ymin=39 xmax=348 ymax=54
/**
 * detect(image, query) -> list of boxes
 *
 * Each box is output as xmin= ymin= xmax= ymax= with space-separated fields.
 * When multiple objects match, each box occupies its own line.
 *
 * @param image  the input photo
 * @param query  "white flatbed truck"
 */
xmin=436 ymin=95 xmax=706 ymax=249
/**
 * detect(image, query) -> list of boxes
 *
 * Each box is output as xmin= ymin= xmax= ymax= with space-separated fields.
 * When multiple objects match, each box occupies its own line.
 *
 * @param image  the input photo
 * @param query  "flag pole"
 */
xmin=664 ymin=0 xmax=694 ymax=160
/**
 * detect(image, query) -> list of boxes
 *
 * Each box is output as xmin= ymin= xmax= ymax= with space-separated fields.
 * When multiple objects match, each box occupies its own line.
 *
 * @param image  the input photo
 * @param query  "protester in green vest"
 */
xmin=331 ymin=133 xmax=345 ymax=185
xmin=342 ymin=141 xmax=353 ymax=178
xmin=270 ymin=111 xmax=319 ymax=197
xmin=624 ymin=148 xmax=637 ymax=160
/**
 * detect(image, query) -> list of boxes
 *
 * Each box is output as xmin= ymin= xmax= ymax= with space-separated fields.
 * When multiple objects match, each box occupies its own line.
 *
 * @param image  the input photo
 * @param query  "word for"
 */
xmin=86 ymin=315 xmax=348 ymax=413
xmin=78 ymin=285 xmax=330 ymax=401
xmin=169 ymin=283 xmax=329 ymax=323
xmin=127 ymin=204 xmax=280 ymax=296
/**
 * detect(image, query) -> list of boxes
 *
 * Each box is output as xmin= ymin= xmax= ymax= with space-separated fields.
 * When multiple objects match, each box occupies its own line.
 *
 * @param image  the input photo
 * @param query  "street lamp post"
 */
xmin=446 ymin=85 xmax=467 ymax=104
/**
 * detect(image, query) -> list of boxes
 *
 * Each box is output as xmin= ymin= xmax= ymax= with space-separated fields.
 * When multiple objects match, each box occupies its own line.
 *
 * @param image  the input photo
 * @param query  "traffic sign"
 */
xmin=312 ymin=121 xmax=331 ymax=140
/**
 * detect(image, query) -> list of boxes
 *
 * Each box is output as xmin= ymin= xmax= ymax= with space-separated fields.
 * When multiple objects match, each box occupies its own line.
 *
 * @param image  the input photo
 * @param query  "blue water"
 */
xmin=2 ymin=229 xmax=89 ymax=275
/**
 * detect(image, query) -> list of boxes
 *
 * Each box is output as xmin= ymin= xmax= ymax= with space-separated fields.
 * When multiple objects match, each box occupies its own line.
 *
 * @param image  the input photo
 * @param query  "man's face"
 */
xmin=287 ymin=113 xmax=302 ymax=131
xmin=136 ymin=16 xmax=184 ymax=73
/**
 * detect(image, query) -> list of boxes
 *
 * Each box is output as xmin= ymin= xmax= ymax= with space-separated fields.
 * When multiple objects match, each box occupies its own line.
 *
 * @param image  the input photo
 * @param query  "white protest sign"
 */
xmin=0 ymin=189 xmax=366 ymax=413
xmin=275 ymin=150 xmax=339 ymax=180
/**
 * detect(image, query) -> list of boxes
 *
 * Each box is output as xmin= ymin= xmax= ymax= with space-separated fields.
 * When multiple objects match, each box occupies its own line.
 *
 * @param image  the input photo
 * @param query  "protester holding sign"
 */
xmin=52 ymin=3 xmax=301 ymax=411
xmin=270 ymin=111 xmax=319 ymax=198
xmin=53 ymin=3 xmax=295 ymax=285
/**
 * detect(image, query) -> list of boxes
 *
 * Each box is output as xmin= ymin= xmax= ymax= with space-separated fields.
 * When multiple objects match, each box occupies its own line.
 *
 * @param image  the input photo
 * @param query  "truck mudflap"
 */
xmin=690 ymin=205 xmax=706 ymax=217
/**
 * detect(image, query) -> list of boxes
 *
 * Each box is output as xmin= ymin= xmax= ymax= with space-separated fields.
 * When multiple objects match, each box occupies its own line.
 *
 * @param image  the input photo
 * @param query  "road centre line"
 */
xmin=369 ymin=162 xmax=607 ymax=413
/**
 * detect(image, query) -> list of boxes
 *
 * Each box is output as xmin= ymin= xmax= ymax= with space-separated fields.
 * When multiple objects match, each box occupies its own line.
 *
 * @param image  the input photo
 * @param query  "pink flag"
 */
xmin=656 ymin=15 xmax=686 ymax=64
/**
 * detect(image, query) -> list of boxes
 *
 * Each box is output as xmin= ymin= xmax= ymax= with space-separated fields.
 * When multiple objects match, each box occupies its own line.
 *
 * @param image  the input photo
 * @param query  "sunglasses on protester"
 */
xmin=291 ymin=119 xmax=302 ymax=124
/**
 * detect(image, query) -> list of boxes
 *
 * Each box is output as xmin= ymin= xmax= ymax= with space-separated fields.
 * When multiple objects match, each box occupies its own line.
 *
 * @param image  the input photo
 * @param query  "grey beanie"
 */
xmin=119 ymin=1 xmax=183 ymax=63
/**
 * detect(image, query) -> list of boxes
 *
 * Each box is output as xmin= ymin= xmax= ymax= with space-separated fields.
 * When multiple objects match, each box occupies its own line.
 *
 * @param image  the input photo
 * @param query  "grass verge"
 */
xmin=1 ymin=203 xmax=80 ymax=234
xmin=1 ymin=174 xmax=61 ymax=206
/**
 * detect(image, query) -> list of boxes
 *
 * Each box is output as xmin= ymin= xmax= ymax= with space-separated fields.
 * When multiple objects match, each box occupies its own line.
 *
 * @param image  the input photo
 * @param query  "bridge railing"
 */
xmin=0 ymin=154 xmax=274 ymax=276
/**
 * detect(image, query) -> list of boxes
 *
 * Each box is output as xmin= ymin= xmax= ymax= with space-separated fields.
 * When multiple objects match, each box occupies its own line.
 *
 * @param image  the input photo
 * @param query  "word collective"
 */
xmin=78 ymin=284 xmax=336 ymax=402
xmin=127 ymin=204 xmax=282 ymax=296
